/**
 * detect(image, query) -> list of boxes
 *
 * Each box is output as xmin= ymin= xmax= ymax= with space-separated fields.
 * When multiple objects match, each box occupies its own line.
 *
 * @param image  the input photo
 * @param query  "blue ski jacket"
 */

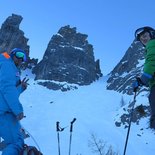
xmin=0 ymin=52 xmax=24 ymax=116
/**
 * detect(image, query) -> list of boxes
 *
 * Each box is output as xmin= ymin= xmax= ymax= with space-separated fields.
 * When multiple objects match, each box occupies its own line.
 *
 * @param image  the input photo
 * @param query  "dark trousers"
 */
xmin=149 ymin=85 xmax=155 ymax=117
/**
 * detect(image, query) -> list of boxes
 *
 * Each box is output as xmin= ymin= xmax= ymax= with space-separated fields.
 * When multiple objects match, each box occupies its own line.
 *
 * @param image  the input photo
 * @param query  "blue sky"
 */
xmin=1 ymin=0 xmax=155 ymax=74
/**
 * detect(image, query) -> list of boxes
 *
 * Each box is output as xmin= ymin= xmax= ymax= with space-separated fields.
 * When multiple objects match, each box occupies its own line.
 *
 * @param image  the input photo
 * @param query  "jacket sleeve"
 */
xmin=0 ymin=62 xmax=23 ymax=116
xmin=16 ymin=83 xmax=25 ymax=94
xmin=144 ymin=39 xmax=155 ymax=75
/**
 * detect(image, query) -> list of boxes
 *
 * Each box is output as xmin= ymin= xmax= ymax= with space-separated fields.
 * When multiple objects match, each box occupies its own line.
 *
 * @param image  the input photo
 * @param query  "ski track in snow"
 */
xmin=0 ymin=70 xmax=155 ymax=155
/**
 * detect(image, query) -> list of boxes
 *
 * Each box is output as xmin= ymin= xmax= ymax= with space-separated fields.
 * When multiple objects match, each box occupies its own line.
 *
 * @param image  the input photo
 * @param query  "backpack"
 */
xmin=20 ymin=144 xmax=43 ymax=155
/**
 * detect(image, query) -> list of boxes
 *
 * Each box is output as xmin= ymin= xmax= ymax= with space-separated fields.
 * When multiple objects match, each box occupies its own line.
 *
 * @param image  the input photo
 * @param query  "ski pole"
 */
xmin=69 ymin=118 xmax=76 ymax=155
xmin=123 ymin=91 xmax=137 ymax=155
xmin=56 ymin=121 xmax=61 ymax=155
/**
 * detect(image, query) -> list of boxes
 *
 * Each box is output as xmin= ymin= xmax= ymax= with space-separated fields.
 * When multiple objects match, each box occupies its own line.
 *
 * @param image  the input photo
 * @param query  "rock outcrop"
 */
xmin=106 ymin=40 xmax=147 ymax=95
xmin=33 ymin=25 xmax=102 ymax=85
xmin=0 ymin=14 xmax=38 ymax=68
xmin=0 ymin=14 xmax=29 ymax=55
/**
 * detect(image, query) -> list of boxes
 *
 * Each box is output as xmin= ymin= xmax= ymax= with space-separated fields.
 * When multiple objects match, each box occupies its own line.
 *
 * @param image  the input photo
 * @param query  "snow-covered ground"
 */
xmin=1 ymin=69 xmax=155 ymax=155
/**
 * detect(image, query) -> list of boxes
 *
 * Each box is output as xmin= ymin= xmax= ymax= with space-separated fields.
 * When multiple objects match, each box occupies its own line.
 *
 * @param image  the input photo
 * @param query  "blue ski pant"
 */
xmin=0 ymin=113 xmax=24 ymax=155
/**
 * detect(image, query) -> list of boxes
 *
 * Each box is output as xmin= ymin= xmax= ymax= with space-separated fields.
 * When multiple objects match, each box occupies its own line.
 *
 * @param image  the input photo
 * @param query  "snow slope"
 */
xmin=1 ymin=69 xmax=155 ymax=155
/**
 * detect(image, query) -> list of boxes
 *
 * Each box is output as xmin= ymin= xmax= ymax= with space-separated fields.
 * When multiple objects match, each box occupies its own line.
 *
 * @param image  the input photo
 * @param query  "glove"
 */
xmin=21 ymin=77 xmax=29 ymax=90
xmin=132 ymin=73 xmax=153 ymax=92
xmin=140 ymin=72 xmax=153 ymax=86
xmin=132 ymin=77 xmax=142 ymax=92
xmin=16 ymin=112 xmax=25 ymax=120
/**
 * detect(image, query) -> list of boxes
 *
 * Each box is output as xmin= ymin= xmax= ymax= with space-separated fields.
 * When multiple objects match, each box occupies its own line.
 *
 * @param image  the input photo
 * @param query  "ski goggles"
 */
xmin=15 ymin=51 xmax=27 ymax=62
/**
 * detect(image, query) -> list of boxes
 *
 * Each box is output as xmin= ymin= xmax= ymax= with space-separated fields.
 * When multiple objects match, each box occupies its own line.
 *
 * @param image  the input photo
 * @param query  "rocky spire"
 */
xmin=33 ymin=25 xmax=102 ymax=86
xmin=0 ymin=14 xmax=29 ymax=55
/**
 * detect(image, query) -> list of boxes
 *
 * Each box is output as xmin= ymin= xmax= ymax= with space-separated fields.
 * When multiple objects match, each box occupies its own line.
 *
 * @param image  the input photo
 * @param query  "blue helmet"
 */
xmin=10 ymin=48 xmax=27 ymax=62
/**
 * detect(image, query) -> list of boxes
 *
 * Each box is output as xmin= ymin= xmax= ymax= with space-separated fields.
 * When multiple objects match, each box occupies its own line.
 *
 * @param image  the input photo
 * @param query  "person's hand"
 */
xmin=21 ymin=77 xmax=29 ymax=90
xmin=132 ymin=80 xmax=139 ymax=92
xmin=132 ymin=73 xmax=153 ymax=92
xmin=132 ymin=77 xmax=142 ymax=92
xmin=16 ymin=112 xmax=25 ymax=120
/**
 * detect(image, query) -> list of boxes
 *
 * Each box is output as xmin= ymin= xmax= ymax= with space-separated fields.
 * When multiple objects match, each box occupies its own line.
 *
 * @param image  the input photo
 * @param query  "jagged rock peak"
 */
xmin=33 ymin=25 xmax=102 ymax=87
xmin=1 ymin=14 xmax=23 ymax=30
xmin=56 ymin=25 xmax=88 ymax=47
xmin=0 ymin=14 xmax=29 ymax=54
xmin=106 ymin=40 xmax=146 ymax=95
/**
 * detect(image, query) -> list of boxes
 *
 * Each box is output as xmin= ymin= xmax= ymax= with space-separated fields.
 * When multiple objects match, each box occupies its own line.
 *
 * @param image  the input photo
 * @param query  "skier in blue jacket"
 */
xmin=0 ymin=48 xmax=28 ymax=155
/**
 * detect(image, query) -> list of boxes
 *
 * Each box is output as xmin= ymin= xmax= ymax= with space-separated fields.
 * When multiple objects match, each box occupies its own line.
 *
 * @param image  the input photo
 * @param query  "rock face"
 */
xmin=33 ymin=25 xmax=102 ymax=85
xmin=106 ymin=40 xmax=147 ymax=95
xmin=0 ymin=14 xmax=29 ymax=55
xmin=115 ymin=103 xmax=150 ymax=128
xmin=106 ymin=40 xmax=152 ymax=128
xmin=0 ymin=14 xmax=38 ymax=68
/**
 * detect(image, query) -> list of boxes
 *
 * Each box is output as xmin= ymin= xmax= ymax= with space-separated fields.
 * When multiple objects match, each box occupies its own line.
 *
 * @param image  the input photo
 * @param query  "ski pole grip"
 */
xmin=70 ymin=118 xmax=76 ymax=132
xmin=56 ymin=121 xmax=60 ymax=131
xmin=71 ymin=118 xmax=76 ymax=124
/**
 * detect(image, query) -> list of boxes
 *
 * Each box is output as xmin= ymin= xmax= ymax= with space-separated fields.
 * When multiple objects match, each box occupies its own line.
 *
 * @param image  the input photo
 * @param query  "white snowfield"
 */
xmin=0 ymin=69 xmax=155 ymax=155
